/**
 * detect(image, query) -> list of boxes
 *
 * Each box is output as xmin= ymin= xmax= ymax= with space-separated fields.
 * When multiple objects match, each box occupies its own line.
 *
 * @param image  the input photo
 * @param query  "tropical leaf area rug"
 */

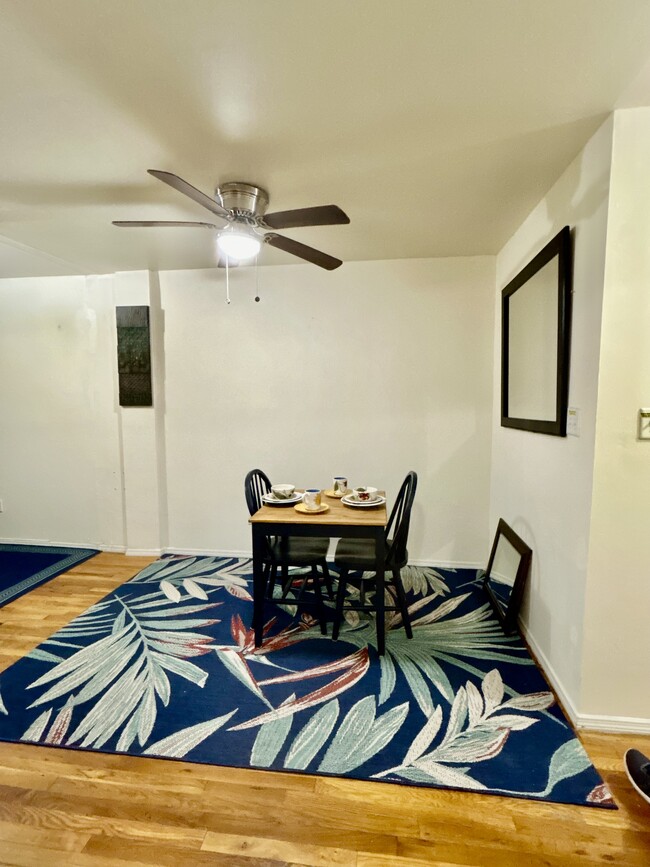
xmin=0 ymin=543 xmax=99 ymax=608
xmin=0 ymin=555 xmax=615 ymax=809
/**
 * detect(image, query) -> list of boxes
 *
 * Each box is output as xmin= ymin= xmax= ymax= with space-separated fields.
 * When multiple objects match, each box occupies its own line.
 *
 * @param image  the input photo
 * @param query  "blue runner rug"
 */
xmin=0 ymin=555 xmax=614 ymax=808
xmin=0 ymin=544 xmax=100 ymax=608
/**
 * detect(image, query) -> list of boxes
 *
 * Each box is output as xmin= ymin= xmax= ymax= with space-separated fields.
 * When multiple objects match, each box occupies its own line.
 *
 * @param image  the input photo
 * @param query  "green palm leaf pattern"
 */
xmin=26 ymin=599 xmax=117 ymax=661
xmin=143 ymin=710 xmax=238 ymax=758
xmin=245 ymin=694 xmax=411 ymax=776
xmin=133 ymin=556 xmax=252 ymax=603
xmin=21 ymin=591 xmax=222 ymax=751
xmin=284 ymin=700 xmax=340 ymax=770
xmin=375 ymin=669 xmax=554 ymax=788
xmin=302 ymin=592 xmax=531 ymax=713
xmin=398 ymin=565 xmax=451 ymax=597
xmin=250 ymin=695 xmax=297 ymax=767
xmin=319 ymin=696 xmax=409 ymax=774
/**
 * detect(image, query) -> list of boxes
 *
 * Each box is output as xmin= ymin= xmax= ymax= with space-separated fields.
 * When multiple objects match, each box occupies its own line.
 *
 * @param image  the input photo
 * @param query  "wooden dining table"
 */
xmin=250 ymin=491 xmax=389 ymax=652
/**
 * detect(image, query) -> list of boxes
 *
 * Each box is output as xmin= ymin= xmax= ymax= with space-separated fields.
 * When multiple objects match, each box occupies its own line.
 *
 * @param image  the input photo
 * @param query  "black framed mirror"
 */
xmin=484 ymin=519 xmax=532 ymax=635
xmin=501 ymin=225 xmax=572 ymax=436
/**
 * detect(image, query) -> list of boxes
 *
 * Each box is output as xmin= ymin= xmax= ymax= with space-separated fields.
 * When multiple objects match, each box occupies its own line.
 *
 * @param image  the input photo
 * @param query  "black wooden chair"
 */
xmin=331 ymin=471 xmax=417 ymax=654
xmin=244 ymin=469 xmax=333 ymax=633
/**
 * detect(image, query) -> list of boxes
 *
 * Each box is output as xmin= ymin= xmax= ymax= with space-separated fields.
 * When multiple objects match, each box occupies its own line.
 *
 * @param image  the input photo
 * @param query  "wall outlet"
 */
xmin=567 ymin=407 xmax=580 ymax=437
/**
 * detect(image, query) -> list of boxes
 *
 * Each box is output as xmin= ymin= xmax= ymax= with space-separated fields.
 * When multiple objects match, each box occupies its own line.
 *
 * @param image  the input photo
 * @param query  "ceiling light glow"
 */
xmin=216 ymin=229 xmax=261 ymax=260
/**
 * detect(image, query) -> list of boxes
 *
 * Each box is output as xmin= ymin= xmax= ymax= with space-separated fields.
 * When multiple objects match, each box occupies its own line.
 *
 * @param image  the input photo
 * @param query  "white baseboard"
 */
xmin=0 ymin=536 xmax=115 ymax=551
xmin=0 ymin=539 xmax=481 ymax=571
xmin=0 ymin=537 xmax=50 ymax=545
xmin=575 ymin=713 xmax=650 ymax=734
xmin=518 ymin=620 xmax=580 ymax=726
xmin=520 ymin=621 xmax=650 ymax=734
xmin=125 ymin=548 xmax=163 ymax=557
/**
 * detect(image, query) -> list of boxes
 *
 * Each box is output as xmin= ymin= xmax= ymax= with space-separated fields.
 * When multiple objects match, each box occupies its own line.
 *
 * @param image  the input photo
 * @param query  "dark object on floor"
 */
xmin=244 ymin=469 xmax=332 ymax=631
xmin=332 ymin=470 xmax=417 ymax=654
xmin=483 ymin=518 xmax=532 ymax=635
xmin=625 ymin=749 xmax=650 ymax=805
xmin=0 ymin=544 xmax=100 ymax=608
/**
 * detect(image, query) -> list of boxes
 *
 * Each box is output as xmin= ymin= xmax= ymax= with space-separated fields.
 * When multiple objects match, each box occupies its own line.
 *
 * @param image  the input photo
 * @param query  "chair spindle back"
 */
xmin=245 ymin=468 xmax=272 ymax=517
xmin=385 ymin=471 xmax=418 ymax=566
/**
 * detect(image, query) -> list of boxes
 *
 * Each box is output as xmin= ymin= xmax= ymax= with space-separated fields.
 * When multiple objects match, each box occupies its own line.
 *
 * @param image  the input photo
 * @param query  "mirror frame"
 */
xmin=501 ymin=225 xmax=573 ymax=436
xmin=483 ymin=518 xmax=532 ymax=635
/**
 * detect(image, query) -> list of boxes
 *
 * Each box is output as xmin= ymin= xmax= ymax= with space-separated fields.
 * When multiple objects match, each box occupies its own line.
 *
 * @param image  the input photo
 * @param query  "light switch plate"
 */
xmin=638 ymin=408 xmax=650 ymax=440
xmin=567 ymin=406 xmax=580 ymax=437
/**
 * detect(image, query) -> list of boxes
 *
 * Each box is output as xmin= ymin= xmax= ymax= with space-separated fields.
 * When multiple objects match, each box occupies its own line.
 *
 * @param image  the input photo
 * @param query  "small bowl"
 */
xmin=271 ymin=484 xmax=296 ymax=500
xmin=352 ymin=486 xmax=378 ymax=502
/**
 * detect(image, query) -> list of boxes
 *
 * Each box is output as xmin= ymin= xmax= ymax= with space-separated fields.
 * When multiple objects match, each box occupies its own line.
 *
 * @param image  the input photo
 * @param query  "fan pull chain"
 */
xmin=225 ymin=257 xmax=231 ymax=305
xmin=255 ymin=256 xmax=260 ymax=302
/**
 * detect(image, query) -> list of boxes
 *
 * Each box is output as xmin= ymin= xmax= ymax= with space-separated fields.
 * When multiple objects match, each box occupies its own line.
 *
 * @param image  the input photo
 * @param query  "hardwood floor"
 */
xmin=0 ymin=552 xmax=648 ymax=866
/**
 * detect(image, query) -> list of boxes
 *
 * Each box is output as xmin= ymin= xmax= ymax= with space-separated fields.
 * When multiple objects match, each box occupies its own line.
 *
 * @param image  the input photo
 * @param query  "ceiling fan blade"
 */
xmin=147 ymin=170 xmax=231 ymax=221
xmin=262 ymin=205 xmax=349 ymax=230
xmin=112 ymin=220 xmax=218 ymax=228
xmin=264 ymin=233 xmax=342 ymax=270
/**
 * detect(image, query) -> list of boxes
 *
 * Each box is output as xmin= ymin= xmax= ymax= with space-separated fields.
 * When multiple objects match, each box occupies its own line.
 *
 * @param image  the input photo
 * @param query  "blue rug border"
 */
xmin=0 ymin=544 xmax=100 ymax=607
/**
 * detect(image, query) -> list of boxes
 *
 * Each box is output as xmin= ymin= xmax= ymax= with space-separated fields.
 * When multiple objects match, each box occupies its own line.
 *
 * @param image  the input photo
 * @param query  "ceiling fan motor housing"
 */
xmin=216 ymin=182 xmax=269 ymax=220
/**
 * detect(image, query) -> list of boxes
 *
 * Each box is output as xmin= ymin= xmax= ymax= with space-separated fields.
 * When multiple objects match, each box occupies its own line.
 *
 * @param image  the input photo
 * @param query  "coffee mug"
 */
xmin=303 ymin=488 xmax=322 ymax=510
xmin=332 ymin=476 xmax=348 ymax=494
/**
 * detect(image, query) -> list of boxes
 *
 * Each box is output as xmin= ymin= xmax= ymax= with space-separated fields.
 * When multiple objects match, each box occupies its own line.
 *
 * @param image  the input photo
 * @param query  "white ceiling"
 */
xmin=2 ymin=0 xmax=650 ymax=277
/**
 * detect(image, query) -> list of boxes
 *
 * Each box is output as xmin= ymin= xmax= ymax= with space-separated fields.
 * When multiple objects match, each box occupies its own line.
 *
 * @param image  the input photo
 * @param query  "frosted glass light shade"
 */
xmin=216 ymin=230 xmax=261 ymax=260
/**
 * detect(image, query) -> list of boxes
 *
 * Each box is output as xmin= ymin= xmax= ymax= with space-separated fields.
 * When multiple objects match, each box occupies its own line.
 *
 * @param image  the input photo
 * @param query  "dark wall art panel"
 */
xmin=116 ymin=306 xmax=153 ymax=407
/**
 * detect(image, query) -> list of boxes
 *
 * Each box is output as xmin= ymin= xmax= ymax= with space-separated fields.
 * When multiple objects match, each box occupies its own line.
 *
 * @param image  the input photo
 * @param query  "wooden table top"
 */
xmin=250 ymin=490 xmax=388 ymax=526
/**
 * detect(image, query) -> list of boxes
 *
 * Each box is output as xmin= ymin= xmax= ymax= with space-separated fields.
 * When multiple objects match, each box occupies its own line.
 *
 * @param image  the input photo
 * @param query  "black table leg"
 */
xmin=252 ymin=525 xmax=266 ymax=647
xmin=375 ymin=529 xmax=386 ymax=656
xmin=251 ymin=518 xmax=388 ymax=651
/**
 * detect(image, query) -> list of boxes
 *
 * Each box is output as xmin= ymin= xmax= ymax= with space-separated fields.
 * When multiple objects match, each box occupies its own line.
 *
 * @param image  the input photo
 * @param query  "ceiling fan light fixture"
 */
xmin=216 ymin=227 xmax=261 ymax=261
xmin=117 ymin=170 xmax=348 ymax=269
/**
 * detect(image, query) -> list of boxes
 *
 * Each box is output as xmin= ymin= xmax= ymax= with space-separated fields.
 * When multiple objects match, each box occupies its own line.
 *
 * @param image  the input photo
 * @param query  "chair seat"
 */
xmin=246 ymin=468 xmax=332 ymax=634
xmin=334 ymin=537 xmax=405 ymax=570
xmin=332 ymin=471 xmax=417 ymax=655
xmin=334 ymin=537 xmax=377 ymax=568
xmin=269 ymin=535 xmax=329 ymax=565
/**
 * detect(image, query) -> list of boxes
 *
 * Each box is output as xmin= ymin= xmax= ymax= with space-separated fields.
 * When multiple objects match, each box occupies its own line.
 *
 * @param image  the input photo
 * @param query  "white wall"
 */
xmin=580 ymin=108 xmax=650 ymax=724
xmin=161 ymin=257 xmax=495 ymax=563
xmin=2 ymin=130 xmax=647 ymax=728
xmin=112 ymin=270 xmax=170 ymax=555
xmin=0 ymin=256 xmax=495 ymax=566
xmin=490 ymin=117 xmax=614 ymax=713
xmin=0 ymin=275 xmax=123 ymax=549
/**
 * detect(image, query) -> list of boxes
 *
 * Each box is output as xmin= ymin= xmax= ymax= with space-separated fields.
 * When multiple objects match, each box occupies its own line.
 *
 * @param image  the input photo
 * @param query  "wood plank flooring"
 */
xmin=0 ymin=552 xmax=648 ymax=866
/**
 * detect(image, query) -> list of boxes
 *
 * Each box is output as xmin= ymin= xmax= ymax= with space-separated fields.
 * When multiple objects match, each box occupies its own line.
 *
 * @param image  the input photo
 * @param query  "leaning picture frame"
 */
xmin=501 ymin=225 xmax=573 ymax=436
xmin=483 ymin=518 xmax=533 ymax=635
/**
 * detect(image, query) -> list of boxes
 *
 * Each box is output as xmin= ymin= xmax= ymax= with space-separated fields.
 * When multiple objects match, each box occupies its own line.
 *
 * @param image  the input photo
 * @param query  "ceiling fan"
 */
xmin=113 ymin=170 xmax=350 ymax=270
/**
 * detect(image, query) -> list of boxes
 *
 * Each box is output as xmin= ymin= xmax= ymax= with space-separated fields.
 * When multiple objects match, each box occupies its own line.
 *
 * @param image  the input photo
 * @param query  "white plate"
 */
xmin=341 ymin=494 xmax=386 ymax=508
xmin=262 ymin=492 xmax=303 ymax=506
